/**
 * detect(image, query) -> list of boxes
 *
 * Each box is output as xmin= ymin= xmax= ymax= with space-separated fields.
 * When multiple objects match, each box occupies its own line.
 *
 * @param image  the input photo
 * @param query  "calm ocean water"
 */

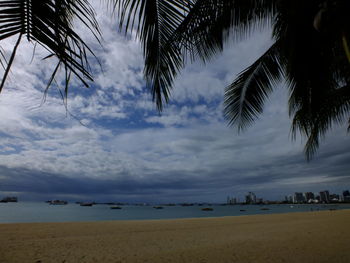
xmin=0 ymin=202 xmax=349 ymax=223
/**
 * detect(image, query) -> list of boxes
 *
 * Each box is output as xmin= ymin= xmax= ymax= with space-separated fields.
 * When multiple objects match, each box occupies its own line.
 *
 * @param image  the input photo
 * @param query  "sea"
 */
xmin=1 ymin=202 xmax=349 ymax=223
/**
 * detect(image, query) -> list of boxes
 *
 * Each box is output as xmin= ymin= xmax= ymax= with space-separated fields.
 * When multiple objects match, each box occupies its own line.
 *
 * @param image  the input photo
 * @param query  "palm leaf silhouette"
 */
xmin=0 ymin=0 xmax=101 ymax=93
xmin=113 ymin=0 xmax=350 ymax=159
xmin=224 ymin=41 xmax=282 ymax=131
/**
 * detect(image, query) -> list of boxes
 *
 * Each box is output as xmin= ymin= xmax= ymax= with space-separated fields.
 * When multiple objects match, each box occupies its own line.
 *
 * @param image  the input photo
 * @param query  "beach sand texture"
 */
xmin=0 ymin=210 xmax=349 ymax=263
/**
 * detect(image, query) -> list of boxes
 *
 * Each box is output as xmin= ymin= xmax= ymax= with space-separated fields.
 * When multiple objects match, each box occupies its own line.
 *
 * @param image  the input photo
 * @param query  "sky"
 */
xmin=0 ymin=2 xmax=349 ymax=203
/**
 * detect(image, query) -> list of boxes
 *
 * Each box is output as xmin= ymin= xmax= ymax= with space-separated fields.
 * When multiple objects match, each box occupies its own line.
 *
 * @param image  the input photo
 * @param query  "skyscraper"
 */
xmin=245 ymin=192 xmax=256 ymax=204
xmin=293 ymin=192 xmax=304 ymax=203
xmin=319 ymin=190 xmax=330 ymax=203
xmin=304 ymin=192 xmax=315 ymax=203
xmin=343 ymin=190 xmax=350 ymax=202
xmin=227 ymin=196 xmax=237 ymax=205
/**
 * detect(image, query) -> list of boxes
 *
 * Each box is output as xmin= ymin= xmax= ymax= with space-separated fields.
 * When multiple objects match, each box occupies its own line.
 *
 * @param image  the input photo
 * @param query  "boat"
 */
xmin=0 ymin=197 xmax=18 ymax=203
xmin=80 ymin=202 xmax=93 ymax=206
xmin=201 ymin=207 xmax=213 ymax=211
xmin=110 ymin=206 xmax=122 ymax=209
xmin=240 ymin=209 xmax=246 ymax=212
xmin=153 ymin=206 xmax=164 ymax=209
xmin=49 ymin=200 xmax=67 ymax=205
xmin=260 ymin=207 xmax=270 ymax=210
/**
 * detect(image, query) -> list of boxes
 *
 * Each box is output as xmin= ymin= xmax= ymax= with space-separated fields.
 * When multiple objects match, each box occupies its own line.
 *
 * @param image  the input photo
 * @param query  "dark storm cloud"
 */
xmin=1 ymin=131 xmax=349 ymax=203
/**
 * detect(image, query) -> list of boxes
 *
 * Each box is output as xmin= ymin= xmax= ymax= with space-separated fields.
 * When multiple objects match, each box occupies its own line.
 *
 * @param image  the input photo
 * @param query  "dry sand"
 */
xmin=0 ymin=210 xmax=349 ymax=263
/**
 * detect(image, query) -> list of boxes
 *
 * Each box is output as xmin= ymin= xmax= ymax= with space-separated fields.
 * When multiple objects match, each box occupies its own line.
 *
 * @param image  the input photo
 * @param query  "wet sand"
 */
xmin=0 ymin=210 xmax=349 ymax=263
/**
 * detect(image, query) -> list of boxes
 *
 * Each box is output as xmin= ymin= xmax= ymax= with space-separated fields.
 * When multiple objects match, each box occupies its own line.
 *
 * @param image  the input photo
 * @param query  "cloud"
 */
xmin=0 ymin=3 xmax=349 ymax=203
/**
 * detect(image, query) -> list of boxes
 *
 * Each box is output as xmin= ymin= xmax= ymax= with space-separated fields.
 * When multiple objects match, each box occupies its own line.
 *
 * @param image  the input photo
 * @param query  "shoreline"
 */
xmin=0 ymin=206 xmax=349 ymax=225
xmin=1 ymin=210 xmax=349 ymax=262
xmin=0 ymin=202 xmax=349 ymax=224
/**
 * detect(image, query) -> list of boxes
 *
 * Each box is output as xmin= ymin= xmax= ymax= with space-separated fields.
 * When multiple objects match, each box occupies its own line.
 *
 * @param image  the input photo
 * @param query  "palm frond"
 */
xmin=292 ymin=85 xmax=350 ymax=160
xmin=113 ymin=0 xmax=191 ymax=110
xmin=224 ymin=41 xmax=283 ymax=131
xmin=0 ymin=32 xmax=21 ymax=91
xmin=0 ymin=0 xmax=101 ymax=93
xmin=113 ymin=0 xmax=277 ymax=110
xmin=173 ymin=0 xmax=276 ymax=62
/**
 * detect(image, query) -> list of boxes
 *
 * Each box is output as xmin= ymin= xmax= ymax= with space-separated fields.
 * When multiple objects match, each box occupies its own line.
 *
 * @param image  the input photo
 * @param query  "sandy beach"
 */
xmin=0 ymin=210 xmax=349 ymax=263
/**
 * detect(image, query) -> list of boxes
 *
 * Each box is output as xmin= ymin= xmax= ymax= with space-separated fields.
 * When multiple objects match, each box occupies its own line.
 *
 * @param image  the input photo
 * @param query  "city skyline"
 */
xmin=227 ymin=188 xmax=350 ymax=205
xmin=1 ymin=187 xmax=350 ymax=205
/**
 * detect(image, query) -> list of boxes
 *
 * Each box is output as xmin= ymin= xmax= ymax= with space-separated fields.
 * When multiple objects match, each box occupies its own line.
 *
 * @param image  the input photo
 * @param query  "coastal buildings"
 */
xmin=227 ymin=189 xmax=350 ymax=204
xmin=343 ymin=190 xmax=350 ymax=202
xmin=226 ymin=196 xmax=238 ymax=205
xmin=293 ymin=192 xmax=304 ymax=203
xmin=304 ymin=192 xmax=315 ymax=203
xmin=320 ymin=191 xmax=330 ymax=203
xmin=285 ymin=195 xmax=293 ymax=203
xmin=331 ymin=194 xmax=341 ymax=202
xmin=282 ymin=189 xmax=350 ymax=204
xmin=245 ymin=192 xmax=257 ymax=204
xmin=226 ymin=192 xmax=262 ymax=204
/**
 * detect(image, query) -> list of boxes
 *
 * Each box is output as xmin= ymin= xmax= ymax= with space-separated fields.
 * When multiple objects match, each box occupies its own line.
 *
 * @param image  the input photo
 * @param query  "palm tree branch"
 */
xmin=112 ymin=0 xmax=190 ymax=109
xmin=0 ymin=0 xmax=101 ymax=93
xmin=0 ymin=32 xmax=21 ymax=92
xmin=291 ymin=85 xmax=350 ymax=160
xmin=172 ymin=0 xmax=276 ymax=62
xmin=224 ymin=41 xmax=283 ymax=131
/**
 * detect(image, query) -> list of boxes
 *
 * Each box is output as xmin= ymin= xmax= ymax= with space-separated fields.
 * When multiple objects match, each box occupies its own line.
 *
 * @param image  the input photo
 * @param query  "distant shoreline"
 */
xmin=1 ymin=202 xmax=350 ymax=224
xmin=0 ymin=206 xmax=349 ymax=225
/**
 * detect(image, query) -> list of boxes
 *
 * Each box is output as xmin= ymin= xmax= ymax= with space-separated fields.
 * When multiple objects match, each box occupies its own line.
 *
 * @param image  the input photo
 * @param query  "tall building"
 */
xmin=285 ymin=196 xmax=289 ymax=203
xmin=319 ymin=190 xmax=330 ymax=203
xmin=330 ymin=194 xmax=340 ymax=202
xmin=343 ymin=190 xmax=350 ymax=202
xmin=227 ymin=196 xmax=237 ymax=205
xmin=245 ymin=192 xmax=256 ymax=204
xmin=304 ymin=192 xmax=315 ymax=203
xmin=293 ymin=192 xmax=304 ymax=203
